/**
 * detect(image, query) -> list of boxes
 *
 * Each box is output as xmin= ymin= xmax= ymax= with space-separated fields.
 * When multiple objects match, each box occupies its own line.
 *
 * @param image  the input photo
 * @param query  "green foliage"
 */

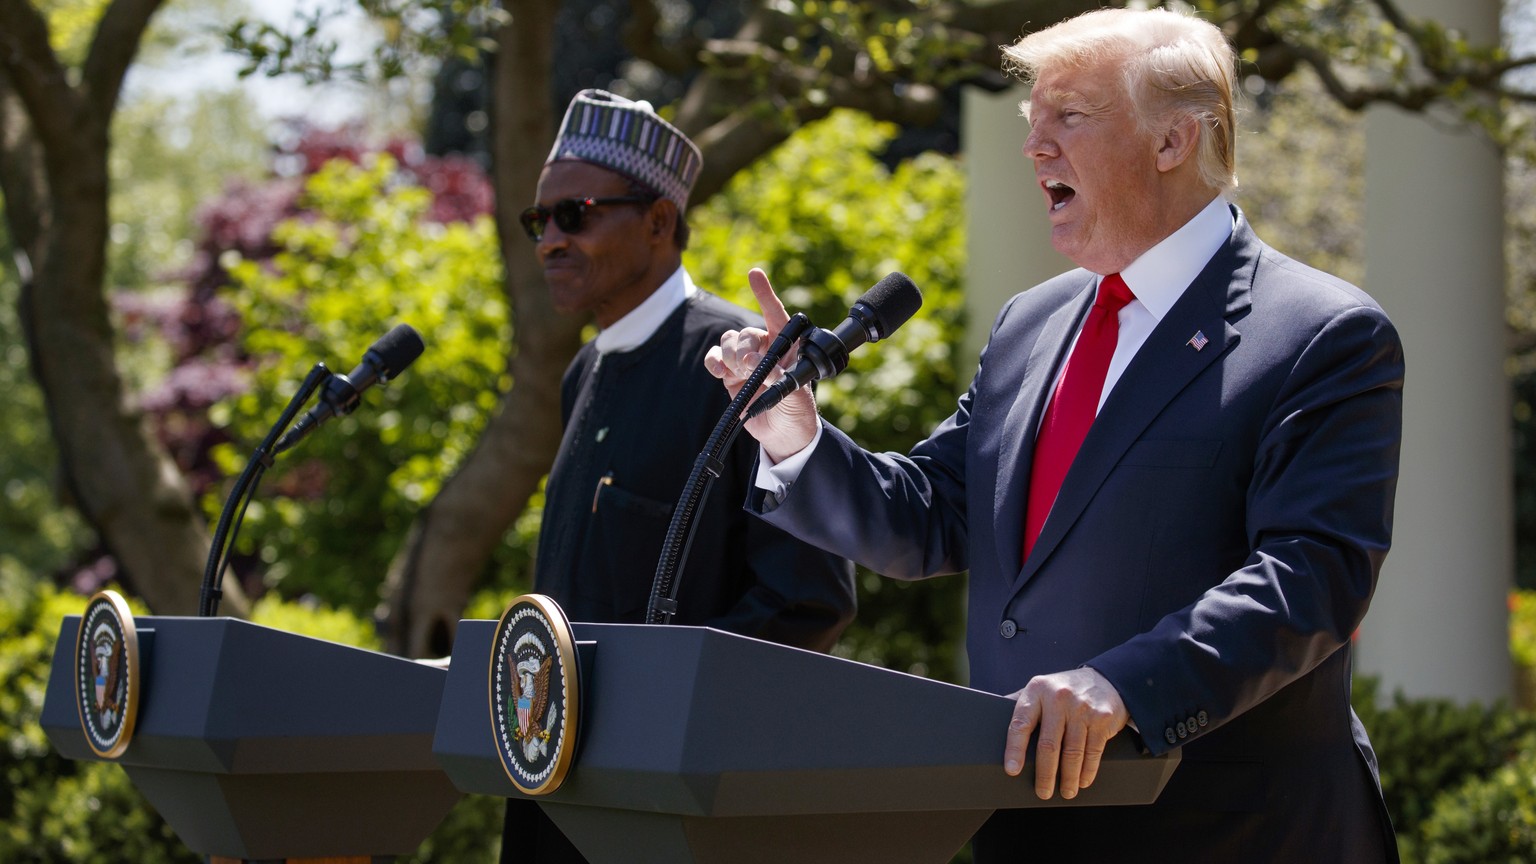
xmin=220 ymin=153 xmax=509 ymax=611
xmin=0 ymin=25 xmax=270 ymax=594
xmin=1353 ymin=676 xmax=1536 ymax=857
xmin=0 ymin=582 xmax=498 ymax=861
xmin=686 ymin=110 xmax=969 ymax=680
xmin=751 ymin=0 xmax=987 ymax=126
xmin=35 ymin=0 xmax=113 ymax=63
xmin=1513 ymin=590 xmax=1536 ymax=669
xmin=9 ymin=759 xmax=200 ymax=864
xmin=401 ymin=794 xmax=502 ymax=864
xmin=1233 ymin=67 xmax=1365 ymax=287
xmin=0 ymin=582 xmax=82 ymax=830
xmin=107 ymin=88 xmax=269 ymax=297
xmin=0 ymin=582 xmax=195 ymax=863
xmin=1417 ymin=743 xmax=1536 ymax=864
xmin=250 ymin=592 xmax=383 ymax=649
xmin=0 ymin=245 xmax=95 ymax=582
xmin=223 ymin=0 xmax=505 ymax=85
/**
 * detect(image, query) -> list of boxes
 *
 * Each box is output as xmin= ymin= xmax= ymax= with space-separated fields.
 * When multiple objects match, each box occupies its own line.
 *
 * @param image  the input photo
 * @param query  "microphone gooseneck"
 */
xmin=274 ymin=324 xmax=425 ymax=455
xmin=645 ymin=313 xmax=814 ymax=626
xmin=199 ymin=323 xmax=425 ymax=617
xmin=745 ymin=273 xmax=922 ymax=421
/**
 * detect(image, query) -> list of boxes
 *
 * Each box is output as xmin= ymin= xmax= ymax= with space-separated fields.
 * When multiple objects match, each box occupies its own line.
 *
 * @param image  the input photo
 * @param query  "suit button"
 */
xmin=1164 ymin=727 xmax=1177 ymax=745
xmin=1176 ymin=720 xmax=1188 ymax=738
xmin=999 ymin=619 xmax=1018 ymax=638
xmin=1197 ymin=710 xmax=1209 ymax=727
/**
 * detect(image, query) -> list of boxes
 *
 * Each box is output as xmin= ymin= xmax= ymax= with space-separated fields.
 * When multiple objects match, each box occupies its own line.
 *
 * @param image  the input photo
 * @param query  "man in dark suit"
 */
xmin=707 ymin=7 xmax=1402 ymax=862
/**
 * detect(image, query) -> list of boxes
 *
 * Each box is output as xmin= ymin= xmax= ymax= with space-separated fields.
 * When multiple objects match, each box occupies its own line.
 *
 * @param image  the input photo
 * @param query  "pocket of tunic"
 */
xmin=587 ymin=479 xmax=677 ymax=619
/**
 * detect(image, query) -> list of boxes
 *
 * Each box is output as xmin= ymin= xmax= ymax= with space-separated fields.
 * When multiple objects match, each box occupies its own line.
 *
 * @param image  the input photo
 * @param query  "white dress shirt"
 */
xmin=757 ymin=195 xmax=1235 ymax=499
xmin=594 ymin=265 xmax=698 ymax=355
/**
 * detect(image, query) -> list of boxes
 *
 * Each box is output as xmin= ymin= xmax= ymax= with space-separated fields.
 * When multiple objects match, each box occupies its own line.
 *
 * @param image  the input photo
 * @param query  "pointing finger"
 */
xmin=748 ymin=268 xmax=791 ymax=337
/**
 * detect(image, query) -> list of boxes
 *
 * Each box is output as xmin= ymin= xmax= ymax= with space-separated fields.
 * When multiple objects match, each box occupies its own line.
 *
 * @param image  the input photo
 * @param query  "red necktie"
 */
xmin=1023 ymin=273 xmax=1134 ymax=562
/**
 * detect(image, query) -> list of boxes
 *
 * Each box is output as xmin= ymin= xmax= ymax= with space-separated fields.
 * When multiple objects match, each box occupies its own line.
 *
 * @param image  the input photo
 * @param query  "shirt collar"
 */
xmin=1113 ymin=196 xmax=1234 ymax=320
xmin=594 ymin=265 xmax=698 ymax=354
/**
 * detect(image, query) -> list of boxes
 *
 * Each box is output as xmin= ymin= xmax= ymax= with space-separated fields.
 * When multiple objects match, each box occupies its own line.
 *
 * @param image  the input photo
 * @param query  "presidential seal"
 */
xmin=489 ymin=594 xmax=580 ymax=795
xmin=74 ymin=590 xmax=140 ymax=759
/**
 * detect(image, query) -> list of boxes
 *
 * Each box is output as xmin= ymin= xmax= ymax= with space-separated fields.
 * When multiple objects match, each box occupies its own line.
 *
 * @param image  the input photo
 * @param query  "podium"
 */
xmin=40 ymin=615 xmax=463 ymax=863
xmin=436 ymin=620 xmax=1180 ymax=864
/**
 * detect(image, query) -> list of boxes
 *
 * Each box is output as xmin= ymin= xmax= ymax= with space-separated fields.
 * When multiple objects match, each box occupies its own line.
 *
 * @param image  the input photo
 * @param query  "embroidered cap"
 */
xmin=546 ymin=89 xmax=703 ymax=211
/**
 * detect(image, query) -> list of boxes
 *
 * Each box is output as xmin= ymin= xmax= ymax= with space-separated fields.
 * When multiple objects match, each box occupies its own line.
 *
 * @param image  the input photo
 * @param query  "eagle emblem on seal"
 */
xmin=489 ymin=593 xmax=579 ymax=794
xmin=510 ymin=633 xmax=557 ymax=762
xmin=92 ymin=632 xmax=123 ymax=725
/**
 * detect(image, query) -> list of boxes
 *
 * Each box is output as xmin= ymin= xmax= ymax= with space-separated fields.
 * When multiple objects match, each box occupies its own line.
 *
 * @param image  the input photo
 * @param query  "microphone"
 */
xmin=744 ymin=273 xmax=922 ymax=420
xmin=274 ymin=324 xmax=425 ymax=453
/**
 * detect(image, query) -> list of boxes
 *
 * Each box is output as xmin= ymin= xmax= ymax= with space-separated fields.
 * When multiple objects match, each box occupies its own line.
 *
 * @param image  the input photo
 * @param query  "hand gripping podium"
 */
xmin=41 ymin=612 xmax=463 ymax=863
xmin=435 ymin=619 xmax=1180 ymax=864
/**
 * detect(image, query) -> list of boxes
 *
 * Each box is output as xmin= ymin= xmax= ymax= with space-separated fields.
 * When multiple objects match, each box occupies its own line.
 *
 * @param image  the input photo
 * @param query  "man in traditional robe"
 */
xmin=502 ymin=88 xmax=856 ymax=864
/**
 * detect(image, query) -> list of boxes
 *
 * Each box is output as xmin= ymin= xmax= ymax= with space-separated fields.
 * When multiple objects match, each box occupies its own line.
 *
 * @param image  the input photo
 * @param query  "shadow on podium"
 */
xmin=41 ymin=614 xmax=1178 ymax=863
xmin=437 ymin=620 xmax=1179 ymax=864
xmin=41 ymin=615 xmax=461 ymax=863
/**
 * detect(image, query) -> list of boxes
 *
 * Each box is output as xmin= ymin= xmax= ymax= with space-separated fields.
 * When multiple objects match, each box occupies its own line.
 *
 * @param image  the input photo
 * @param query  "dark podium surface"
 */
xmin=436 ymin=620 xmax=1181 ymax=863
xmin=41 ymin=616 xmax=462 ymax=862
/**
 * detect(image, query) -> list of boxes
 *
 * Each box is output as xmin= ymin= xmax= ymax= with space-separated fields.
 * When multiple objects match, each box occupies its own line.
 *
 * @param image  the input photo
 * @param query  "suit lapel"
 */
xmin=991 ymin=278 xmax=1096 ymax=578
xmin=1012 ymin=214 xmax=1260 ymax=591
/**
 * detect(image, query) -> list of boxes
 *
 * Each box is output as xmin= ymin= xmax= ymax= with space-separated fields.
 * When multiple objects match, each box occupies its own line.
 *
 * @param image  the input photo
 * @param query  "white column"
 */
xmin=1355 ymin=0 xmax=1512 ymax=702
xmin=961 ymin=85 xmax=1072 ymax=369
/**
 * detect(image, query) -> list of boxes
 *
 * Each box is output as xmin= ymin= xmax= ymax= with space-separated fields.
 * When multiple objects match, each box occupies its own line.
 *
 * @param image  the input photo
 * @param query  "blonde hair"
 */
xmin=1002 ymin=7 xmax=1239 ymax=194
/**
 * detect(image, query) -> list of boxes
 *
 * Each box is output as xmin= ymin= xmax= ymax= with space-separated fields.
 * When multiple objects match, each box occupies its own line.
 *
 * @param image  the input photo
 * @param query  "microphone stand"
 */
xmin=645 ymin=314 xmax=812 ymax=625
xmin=198 ymin=363 xmax=334 ymax=617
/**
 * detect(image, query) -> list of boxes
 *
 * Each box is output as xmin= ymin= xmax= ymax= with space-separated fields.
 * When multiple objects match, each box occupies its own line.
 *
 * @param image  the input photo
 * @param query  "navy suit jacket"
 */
xmin=752 ymin=207 xmax=1403 ymax=861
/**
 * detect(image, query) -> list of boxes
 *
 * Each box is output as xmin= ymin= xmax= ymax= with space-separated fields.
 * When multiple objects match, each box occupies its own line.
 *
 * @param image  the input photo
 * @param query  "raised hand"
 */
xmin=704 ymin=268 xmax=820 ymax=462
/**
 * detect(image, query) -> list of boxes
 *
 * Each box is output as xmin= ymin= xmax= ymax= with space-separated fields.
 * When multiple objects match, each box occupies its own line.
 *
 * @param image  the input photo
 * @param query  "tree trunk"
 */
xmin=0 ymin=0 xmax=247 ymax=616
xmin=381 ymin=0 xmax=578 ymax=657
xmin=378 ymin=0 xmax=949 ymax=656
xmin=374 ymin=0 xmax=1529 ymax=657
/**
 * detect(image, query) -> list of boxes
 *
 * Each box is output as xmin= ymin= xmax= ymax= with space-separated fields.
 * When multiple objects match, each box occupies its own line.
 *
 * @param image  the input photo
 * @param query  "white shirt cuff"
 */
xmin=752 ymin=422 xmax=825 ymax=503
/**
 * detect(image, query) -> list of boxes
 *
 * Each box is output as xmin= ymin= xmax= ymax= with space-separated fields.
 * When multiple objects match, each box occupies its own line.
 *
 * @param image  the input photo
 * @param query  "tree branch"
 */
xmin=81 ymin=0 xmax=167 ymax=120
xmin=0 ymin=0 xmax=79 ymax=153
xmin=624 ymin=0 xmax=701 ymax=75
xmin=1367 ymin=0 xmax=1419 ymax=45
xmin=1289 ymin=40 xmax=1428 ymax=112
xmin=0 ymin=71 xmax=48 ymax=255
xmin=681 ymin=45 xmax=943 ymax=205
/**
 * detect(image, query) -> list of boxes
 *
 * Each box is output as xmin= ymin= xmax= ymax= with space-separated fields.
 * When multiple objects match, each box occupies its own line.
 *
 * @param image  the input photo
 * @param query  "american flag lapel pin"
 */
xmin=1187 ymin=330 xmax=1209 ymax=351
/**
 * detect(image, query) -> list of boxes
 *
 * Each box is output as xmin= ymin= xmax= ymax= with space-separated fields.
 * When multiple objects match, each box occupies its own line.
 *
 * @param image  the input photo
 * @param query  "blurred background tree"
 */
xmin=8 ymin=0 xmax=1533 ymax=657
xmin=216 ymin=152 xmax=508 ymax=610
xmin=4 ymin=0 xmax=1536 ymax=860
xmin=686 ymin=109 xmax=970 ymax=677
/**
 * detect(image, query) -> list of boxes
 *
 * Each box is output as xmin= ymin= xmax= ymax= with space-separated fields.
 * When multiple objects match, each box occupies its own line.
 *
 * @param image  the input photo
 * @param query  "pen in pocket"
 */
xmin=591 ymin=473 xmax=614 ymax=513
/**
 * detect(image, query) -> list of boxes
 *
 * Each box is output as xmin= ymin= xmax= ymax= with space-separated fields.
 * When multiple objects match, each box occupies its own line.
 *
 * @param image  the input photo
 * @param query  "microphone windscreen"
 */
xmin=859 ymin=272 xmax=923 ymax=338
xmin=372 ymin=324 xmax=425 ymax=376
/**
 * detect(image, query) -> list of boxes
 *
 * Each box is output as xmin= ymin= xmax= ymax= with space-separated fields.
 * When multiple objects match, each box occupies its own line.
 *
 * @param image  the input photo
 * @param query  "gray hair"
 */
xmin=1002 ymin=7 xmax=1239 ymax=194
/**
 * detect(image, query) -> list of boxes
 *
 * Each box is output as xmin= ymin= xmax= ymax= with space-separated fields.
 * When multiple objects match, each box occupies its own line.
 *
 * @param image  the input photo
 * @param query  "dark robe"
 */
xmin=502 ymin=289 xmax=856 ymax=864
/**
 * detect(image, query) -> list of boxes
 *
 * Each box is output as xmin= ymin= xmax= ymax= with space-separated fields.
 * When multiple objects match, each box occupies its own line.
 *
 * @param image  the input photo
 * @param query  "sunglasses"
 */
xmin=519 ymin=195 xmax=655 ymax=242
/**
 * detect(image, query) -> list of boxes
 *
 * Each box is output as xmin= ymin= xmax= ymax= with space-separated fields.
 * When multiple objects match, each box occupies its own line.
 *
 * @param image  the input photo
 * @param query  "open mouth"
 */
xmin=1045 ymin=179 xmax=1075 ymax=212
